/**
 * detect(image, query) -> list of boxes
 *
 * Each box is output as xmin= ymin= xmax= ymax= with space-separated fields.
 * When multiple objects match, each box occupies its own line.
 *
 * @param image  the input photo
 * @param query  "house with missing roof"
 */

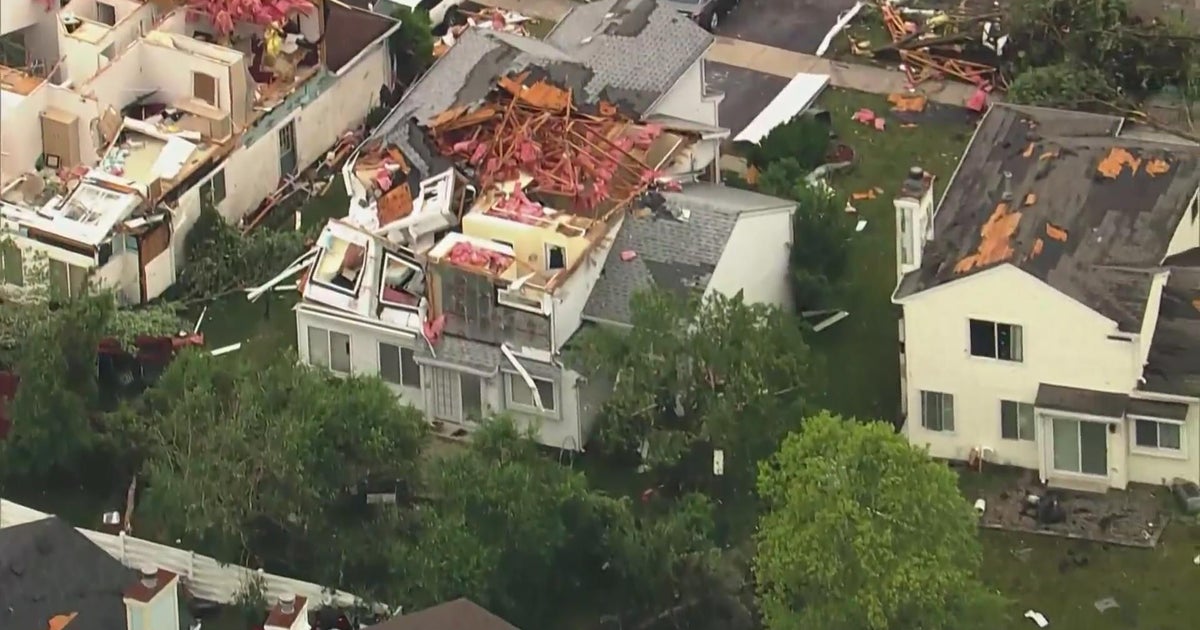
xmin=273 ymin=0 xmax=796 ymax=451
xmin=1 ymin=1 xmax=396 ymax=303
xmin=892 ymin=103 xmax=1200 ymax=491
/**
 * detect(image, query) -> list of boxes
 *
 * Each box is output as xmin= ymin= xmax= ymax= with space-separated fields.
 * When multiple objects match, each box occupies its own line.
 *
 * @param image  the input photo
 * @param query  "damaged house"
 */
xmin=0 ymin=1 xmax=397 ymax=303
xmin=892 ymin=103 xmax=1200 ymax=490
xmin=279 ymin=0 xmax=797 ymax=450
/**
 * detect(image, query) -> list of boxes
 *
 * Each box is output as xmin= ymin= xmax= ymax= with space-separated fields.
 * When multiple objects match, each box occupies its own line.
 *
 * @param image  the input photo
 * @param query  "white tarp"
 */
xmin=734 ymin=73 xmax=831 ymax=145
xmin=150 ymin=136 xmax=197 ymax=180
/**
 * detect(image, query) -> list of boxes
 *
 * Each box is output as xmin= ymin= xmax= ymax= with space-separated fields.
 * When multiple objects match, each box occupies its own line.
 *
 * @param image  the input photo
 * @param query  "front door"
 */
xmin=1051 ymin=418 xmax=1108 ymax=477
xmin=430 ymin=368 xmax=462 ymax=423
xmin=278 ymin=120 xmax=297 ymax=178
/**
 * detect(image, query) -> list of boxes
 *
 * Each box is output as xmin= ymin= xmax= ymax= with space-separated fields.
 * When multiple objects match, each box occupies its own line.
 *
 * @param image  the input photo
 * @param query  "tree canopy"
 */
xmin=754 ymin=412 xmax=1004 ymax=630
xmin=570 ymin=291 xmax=815 ymax=482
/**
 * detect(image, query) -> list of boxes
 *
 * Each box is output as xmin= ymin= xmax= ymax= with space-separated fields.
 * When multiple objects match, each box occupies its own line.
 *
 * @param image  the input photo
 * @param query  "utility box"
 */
xmin=40 ymin=108 xmax=81 ymax=169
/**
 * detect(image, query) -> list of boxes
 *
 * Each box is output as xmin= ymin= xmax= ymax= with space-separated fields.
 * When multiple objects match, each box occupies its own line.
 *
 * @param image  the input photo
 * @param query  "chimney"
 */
xmin=265 ymin=594 xmax=311 ymax=630
xmin=893 ymin=166 xmax=937 ymax=281
xmin=123 ymin=567 xmax=180 ymax=630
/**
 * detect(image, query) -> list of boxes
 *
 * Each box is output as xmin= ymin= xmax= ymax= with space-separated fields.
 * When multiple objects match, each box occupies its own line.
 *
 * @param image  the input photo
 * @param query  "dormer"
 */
xmin=265 ymin=594 xmax=311 ymax=630
xmin=894 ymin=166 xmax=936 ymax=281
xmin=123 ymin=566 xmax=180 ymax=630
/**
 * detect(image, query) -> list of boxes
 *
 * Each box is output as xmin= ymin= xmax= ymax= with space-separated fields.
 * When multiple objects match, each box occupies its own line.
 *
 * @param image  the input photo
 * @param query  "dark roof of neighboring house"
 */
xmin=1142 ymin=261 xmax=1200 ymax=397
xmin=0 ymin=517 xmax=136 ymax=630
xmin=1035 ymin=383 xmax=1130 ymax=418
xmin=582 ymin=183 xmax=794 ymax=326
xmin=367 ymin=598 xmax=519 ymax=630
xmin=324 ymin=0 xmax=397 ymax=73
xmin=373 ymin=0 xmax=710 ymax=173
xmin=895 ymin=104 xmax=1200 ymax=332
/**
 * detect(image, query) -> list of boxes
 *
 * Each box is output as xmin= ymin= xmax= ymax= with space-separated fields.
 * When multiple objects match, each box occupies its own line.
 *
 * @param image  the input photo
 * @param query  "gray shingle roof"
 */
xmin=582 ymin=183 xmax=794 ymax=325
xmin=414 ymin=334 xmax=561 ymax=379
xmin=545 ymin=0 xmax=713 ymax=112
xmin=1142 ymin=263 xmax=1200 ymax=398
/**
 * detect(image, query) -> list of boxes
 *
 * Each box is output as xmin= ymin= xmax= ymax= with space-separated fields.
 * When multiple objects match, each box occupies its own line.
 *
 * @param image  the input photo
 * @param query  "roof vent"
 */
xmin=278 ymin=594 xmax=296 ymax=615
xmin=900 ymin=166 xmax=926 ymax=196
xmin=1001 ymin=171 xmax=1014 ymax=202
xmin=140 ymin=566 xmax=157 ymax=588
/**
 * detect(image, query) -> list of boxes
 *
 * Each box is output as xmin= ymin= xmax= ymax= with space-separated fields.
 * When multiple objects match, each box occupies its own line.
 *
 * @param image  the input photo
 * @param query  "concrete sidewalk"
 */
xmin=708 ymin=36 xmax=980 ymax=107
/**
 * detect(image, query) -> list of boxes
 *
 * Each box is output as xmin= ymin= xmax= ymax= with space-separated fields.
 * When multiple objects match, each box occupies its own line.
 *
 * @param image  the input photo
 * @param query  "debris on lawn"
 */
xmin=1024 ymin=610 xmax=1049 ymax=628
xmin=973 ymin=498 xmax=986 ymax=516
xmin=1093 ymin=597 xmax=1119 ymax=613
xmin=1011 ymin=546 xmax=1033 ymax=562
xmin=851 ymin=108 xmax=877 ymax=125
xmin=888 ymin=92 xmax=927 ymax=113
xmin=855 ymin=219 xmax=868 ymax=232
xmin=851 ymin=189 xmax=878 ymax=200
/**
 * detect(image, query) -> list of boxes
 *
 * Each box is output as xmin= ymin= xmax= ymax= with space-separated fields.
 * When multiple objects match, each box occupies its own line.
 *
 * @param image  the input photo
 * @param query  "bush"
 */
xmin=742 ymin=114 xmax=830 ymax=172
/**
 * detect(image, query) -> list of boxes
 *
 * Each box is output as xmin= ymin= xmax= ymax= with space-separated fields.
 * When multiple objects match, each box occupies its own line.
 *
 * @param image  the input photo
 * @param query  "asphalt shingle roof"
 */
xmin=582 ymin=183 xmax=794 ymax=325
xmin=1142 ymin=260 xmax=1200 ymax=397
xmin=0 ymin=517 xmax=136 ymax=630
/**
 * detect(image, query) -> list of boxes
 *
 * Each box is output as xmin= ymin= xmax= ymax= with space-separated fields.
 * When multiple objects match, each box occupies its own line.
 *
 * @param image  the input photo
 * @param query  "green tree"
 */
xmin=570 ymin=291 xmax=814 ymax=482
xmin=742 ymin=113 xmax=830 ymax=172
xmin=755 ymin=412 xmax=1005 ymax=630
xmin=387 ymin=8 xmax=436 ymax=87
xmin=178 ymin=205 xmax=308 ymax=301
xmin=116 ymin=349 xmax=427 ymax=579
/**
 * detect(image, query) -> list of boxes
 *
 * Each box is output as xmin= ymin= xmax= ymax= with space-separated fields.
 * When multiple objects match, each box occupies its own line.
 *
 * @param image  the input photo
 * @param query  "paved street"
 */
xmin=716 ymin=0 xmax=857 ymax=54
xmin=704 ymin=62 xmax=791 ymax=137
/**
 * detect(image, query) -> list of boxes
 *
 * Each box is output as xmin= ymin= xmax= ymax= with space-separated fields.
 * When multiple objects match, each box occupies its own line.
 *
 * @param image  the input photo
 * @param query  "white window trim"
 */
xmin=503 ymin=372 xmax=559 ymax=417
xmin=920 ymin=390 xmax=955 ymax=433
xmin=967 ymin=318 xmax=1024 ymax=363
xmin=1000 ymin=400 xmax=1036 ymax=441
xmin=378 ymin=252 xmax=423 ymax=311
xmin=1047 ymin=416 xmax=1112 ymax=478
xmin=377 ymin=341 xmax=420 ymax=388
xmin=308 ymin=326 xmax=352 ymax=374
xmin=1128 ymin=415 xmax=1186 ymax=460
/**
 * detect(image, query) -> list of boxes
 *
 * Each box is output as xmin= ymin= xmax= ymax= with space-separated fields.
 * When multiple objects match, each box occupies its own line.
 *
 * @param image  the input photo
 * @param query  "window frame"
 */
xmin=504 ymin=372 xmax=558 ymax=416
xmin=307 ymin=326 xmax=352 ymax=374
xmin=1000 ymin=400 xmax=1035 ymax=441
xmin=920 ymin=390 xmax=955 ymax=432
xmin=199 ymin=169 xmax=227 ymax=209
xmin=968 ymin=318 xmax=1023 ymax=362
xmin=377 ymin=342 xmax=421 ymax=388
xmin=1130 ymin=415 xmax=1185 ymax=457
xmin=47 ymin=258 xmax=86 ymax=299
xmin=0 ymin=239 xmax=23 ymax=286
xmin=546 ymin=243 xmax=567 ymax=270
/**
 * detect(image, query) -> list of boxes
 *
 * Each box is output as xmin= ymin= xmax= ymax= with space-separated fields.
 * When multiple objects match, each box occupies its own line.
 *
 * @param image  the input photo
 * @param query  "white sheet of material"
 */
xmin=151 ymin=136 xmax=197 ymax=180
xmin=734 ymin=73 xmax=831 ymax=144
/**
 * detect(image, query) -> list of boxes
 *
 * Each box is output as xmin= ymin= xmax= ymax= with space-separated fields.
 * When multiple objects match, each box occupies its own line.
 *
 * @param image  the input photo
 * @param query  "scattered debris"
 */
xmin=434 ymin=9 xmax=535 ymax=58
xmin=855 ymin=219 xmax=868 ymax=232
xmin=873 ymin=117 xmax=887 ymax=131
xmin=870 ymin=1 xmax=1004 ymax=88
xmin=620 ymin=250 xmax=638 ymax=262
xmin=811 ymin=310 xmax=850 ymax=332
xmin=844 ymin=202 xmax=858 ymax=214
xmin=966 ymin=86 xmax=989 ymax=112
xmin=973 ymin=498 xmax=986 ymax=515
xmin=1012 ymin=546 xmax=1033 ymax=562
xmin=1093 ymin=597 xmax=1119 ymax=613
xmin=851 ymin=108 xmax=877 ymax=124
xmin=887 ymin=92 xmax=927 ymax=113
xmin=1024 ymin=610 xmax=1049 ymax=628
xmin=210 ymin=343 xmax=242 ymax=357
xmin=851 ymin=189 xmax=878 ymax=200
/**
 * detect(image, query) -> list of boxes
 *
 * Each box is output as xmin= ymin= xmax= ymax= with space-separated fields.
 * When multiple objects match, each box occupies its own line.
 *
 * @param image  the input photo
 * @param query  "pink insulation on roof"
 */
xmin=447 ymin=242 xmax=514 ymax=273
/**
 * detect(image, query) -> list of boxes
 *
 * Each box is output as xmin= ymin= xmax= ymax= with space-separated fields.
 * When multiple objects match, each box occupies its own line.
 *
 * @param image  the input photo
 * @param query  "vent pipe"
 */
xmin=139 ymin=566 xmax=157 ymax=588
xmin=279 ymin=594 xmax=295 ymax=615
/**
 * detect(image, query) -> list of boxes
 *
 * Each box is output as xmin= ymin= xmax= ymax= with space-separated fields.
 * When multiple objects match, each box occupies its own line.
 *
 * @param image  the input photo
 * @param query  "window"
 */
xmin=1134 ymin=418 xmax=1182 ymax=451
xmin=378 ymin=342 xmax=420 ymax=388
xmin=1001 ymin=400 xmax=1035 ymax=441
xmin=899 ymin=210 xmax=912 ymax=265
xmin=192 ymin=72 xmax=218 ymax=107
xmin=969 ymin=319 xmax=1023 ymax=361
xmin=307 ymin=327 xmax=351 ymax=373
xmin=47 ymin=259 xmax=86 ymax=300
xmin=379 ymin=253 xmax=424 ymax=309
xmin=506 ymin=373 xmax=557 ymax=413
xmin=921 ymin=390 xmax=954 ymax=432
xmin=0 ymin=240 xmax=23 ymax=286
xmin=546 ymin=244 xmax=566 ymax=270
xmin=461 ymin=373 xmax=483 ymax=421
xmin=96 ymin=2 xmax=117 ymax=26
xmin=199 ymin=170 xmax=226 ymax=210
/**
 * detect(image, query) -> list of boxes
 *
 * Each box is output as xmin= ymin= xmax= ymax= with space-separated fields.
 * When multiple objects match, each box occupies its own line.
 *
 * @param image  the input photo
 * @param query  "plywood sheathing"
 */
xmin=1045 ymin=222 xmax=1068 ymax=242
xmin=888 ymin=93 xmax=927 ymax=113
xmin=954 ymin=202 xmax=1021 ymax=274
xmin=378 ymin=183 xmax=414 ymax=224
xmin=1096 ymin=147 xmax=1142 ymax=178
xmin=1145 ymin=158 xmax=1171 ymax=177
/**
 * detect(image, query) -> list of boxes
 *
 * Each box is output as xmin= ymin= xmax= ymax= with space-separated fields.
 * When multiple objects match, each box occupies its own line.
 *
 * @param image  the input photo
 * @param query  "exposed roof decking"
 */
xmin=896 ymin=104 xmax=1200 ymax=332
xmin=1142 ymin=264 xmax=1200 ymax=398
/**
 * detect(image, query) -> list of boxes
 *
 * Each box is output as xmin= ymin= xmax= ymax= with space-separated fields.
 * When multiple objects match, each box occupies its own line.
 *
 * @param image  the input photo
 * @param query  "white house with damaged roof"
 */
xmin=1 ymin=1 xmax=397 ymax=303
xmin=892 ymin=103 xmax=1200 ymax=491
xmin=271 ymin=0 xmax=794 ymax=451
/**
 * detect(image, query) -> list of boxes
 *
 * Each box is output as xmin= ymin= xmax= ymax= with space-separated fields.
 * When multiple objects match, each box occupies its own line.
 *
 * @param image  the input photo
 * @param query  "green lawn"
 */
xmin=807 ymin=88 xmax=974 ymax=423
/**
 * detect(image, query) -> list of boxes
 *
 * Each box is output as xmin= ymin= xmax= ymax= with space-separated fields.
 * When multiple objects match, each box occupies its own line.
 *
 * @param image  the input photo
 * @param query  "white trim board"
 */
xmin=734 ymin=72 xmax=831 ymax=144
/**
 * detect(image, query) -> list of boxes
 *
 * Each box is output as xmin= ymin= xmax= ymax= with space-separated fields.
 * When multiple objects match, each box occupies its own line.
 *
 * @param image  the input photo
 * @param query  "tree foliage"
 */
xmin=755 ymin=412 xmax=1005 ymax=630
xmin=1006 ymin=0 xmax=1198 ymax=109
xmin=570 ymin=291 xmax=814 ymax=481
xmin=115 ymin=349 xmax=427 ymax=573
xmin=178 ymin=205 xmax=308 ymax=301
xmin=742 ymin=113 xmax=830 ymax=171
xmin=387 ymin=8 xmax=436 ymax=86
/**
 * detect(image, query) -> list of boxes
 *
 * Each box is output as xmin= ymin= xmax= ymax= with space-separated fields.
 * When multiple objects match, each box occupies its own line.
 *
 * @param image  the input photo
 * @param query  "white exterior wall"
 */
xmin=550 ymin=216 xmax=622 ymax=351
xmin=1 ymin=2 xmax=44 ymax=36
xmin=1125 ymin=398 xmax=1200 ymax=486
xmin=901 ymin=265 xmax=1140 ymax=470
xmin=648 ymin=58 xmax=718 ymax=128
xmin=295 ymin=306 xmax=425 ymax=407
xmin=1165 ymin=190 xmax=1199 ymax=258
xmin=706 ymin=208 xmax=793 ymax=311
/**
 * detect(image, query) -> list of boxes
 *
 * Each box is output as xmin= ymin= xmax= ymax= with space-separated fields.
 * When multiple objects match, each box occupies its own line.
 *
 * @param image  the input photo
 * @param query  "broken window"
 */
xmin=1001 ymin=400 xmax=1035 ymax=441
xmin=379 ymin=253 xmax=424 ymax=310
xmin=920 ymin=390 xmax=954 ymax=432
xmin=506 ymin=374 xmax=557 ymax=414
xmin=1134 ymin=419 xmax=1181 ymax=451
xmin=969 ymin=319 xmax=1022 ymax=362
xmin=379 ymin=342 xmax=420 ymax=388
xmin=546 ymin=244 xmax=566 ymax=270
xmin=312 ymin=236 xmax=367 ymax=295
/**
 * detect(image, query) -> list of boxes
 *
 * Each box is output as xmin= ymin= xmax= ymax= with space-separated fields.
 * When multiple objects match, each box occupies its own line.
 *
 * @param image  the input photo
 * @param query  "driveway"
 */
xmin=705 ymin=62 xmax=790 ymax=137
xmin=717 ymin=0 xmax=858 ymax=54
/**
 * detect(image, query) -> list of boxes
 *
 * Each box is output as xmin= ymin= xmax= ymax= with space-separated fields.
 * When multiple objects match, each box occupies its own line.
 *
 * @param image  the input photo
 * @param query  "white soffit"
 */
xmin=734 ymin=72 xmax=831 ymax=145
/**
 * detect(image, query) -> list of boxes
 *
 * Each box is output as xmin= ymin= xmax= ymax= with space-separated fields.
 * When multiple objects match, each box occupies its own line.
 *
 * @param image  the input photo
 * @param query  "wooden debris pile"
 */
xmin=858 ymin=1 xmax=1005 ymax=88
xmin=428 ymin=72 xmax=669 ymax=214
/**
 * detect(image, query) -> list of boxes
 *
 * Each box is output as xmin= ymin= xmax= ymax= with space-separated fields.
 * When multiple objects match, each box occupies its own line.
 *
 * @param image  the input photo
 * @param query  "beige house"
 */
xmin=892 ymin=104 xmax=1200 ymax=491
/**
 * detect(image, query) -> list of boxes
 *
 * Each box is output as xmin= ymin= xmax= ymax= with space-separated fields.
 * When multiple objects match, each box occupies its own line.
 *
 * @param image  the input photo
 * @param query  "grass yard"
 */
xmin=807 ymin=88 xmax=975 ymax=423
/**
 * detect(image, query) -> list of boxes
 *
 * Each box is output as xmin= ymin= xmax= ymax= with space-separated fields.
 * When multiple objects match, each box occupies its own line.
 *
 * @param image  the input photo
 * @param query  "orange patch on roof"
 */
xmin=48 ymin=613 xmax=78 ymax=630
xmin=1030 ymin=238 xmax=1044 ymax=257
xmin=1045 ymin=222 xmax=1068 ymax=242
xmin=1022 ymin=143 xmax=1035 ymax=158
xmin=498 ymin=72 xmax=571 ymax=111
xmin=377 ymin=182 xmax=414 ymax=225
xmin=1096 ymin=147 xmax=1141 ymax=178
xmin=1145 ymin=158 xmax=1170 ymax=176
xmin=1192 ymin=298 xmax=1200 ymax=313
xmin=1023 ymin=193 xmax=1037 ymax=206
xmin=953 ymin=202 xmax=1021 ymax=274
xmin=1039 ymin=149 xmax=1059 ymax=161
